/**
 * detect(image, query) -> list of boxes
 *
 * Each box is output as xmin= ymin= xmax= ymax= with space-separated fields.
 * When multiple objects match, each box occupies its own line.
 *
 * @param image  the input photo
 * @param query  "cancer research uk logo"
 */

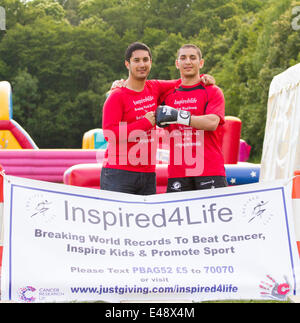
xmin=241 ymin=195 xmax=273 ymax=225
xmin=18 ymin=286 xmax=36 ymax=303
xmin=25 ymin=193 xmax=56 ymax=223
xmin=18 ymin=286 xmax=64 ymax=302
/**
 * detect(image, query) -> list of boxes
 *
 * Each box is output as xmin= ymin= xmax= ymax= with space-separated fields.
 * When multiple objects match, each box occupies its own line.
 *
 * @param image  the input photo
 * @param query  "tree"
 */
xmin=11 ymin=69 xmax=40 ymax=122
xmin=0 ymin=0 xmax=299 ymax=159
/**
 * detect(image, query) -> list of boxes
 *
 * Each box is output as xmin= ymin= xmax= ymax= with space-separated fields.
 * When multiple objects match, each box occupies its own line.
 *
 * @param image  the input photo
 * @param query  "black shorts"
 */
xmin=167 ymin=176 xmax=228 ymax=193
xmin=100 ymin=167 xmax=156 ymax=195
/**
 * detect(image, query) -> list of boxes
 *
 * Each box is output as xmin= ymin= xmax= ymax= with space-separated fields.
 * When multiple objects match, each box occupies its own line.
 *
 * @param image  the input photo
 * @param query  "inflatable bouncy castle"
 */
xmin=0 ymin=81 xmax=38 ymax=149
xmin=0 ymin=81 xmax=99 ymax=182
xmin=82 ymin=128 xmax=108 ymax=149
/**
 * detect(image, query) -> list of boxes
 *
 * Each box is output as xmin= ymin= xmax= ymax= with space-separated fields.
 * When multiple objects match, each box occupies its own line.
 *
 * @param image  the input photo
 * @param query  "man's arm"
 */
xmin=109 ymin=75 xmax=215 ymax=93
xmin=189 ymin=85 xmax=224 ymax=130
xmin=156 ymin=86 xmax=224 ymax=130
xmin=190 ymin=114 xmax=220 ymax=131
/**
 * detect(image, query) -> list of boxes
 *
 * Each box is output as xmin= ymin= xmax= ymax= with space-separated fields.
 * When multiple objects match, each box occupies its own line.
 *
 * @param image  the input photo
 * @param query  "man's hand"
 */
xmin=200 ymin=74 xmax=216 ymax=86
xmin=106 ymin=79 xmax=127 ymax=97
xmin=111 ymin=79 xmax=127 ymax=90
xmin=155 ymin=105 xmax=191 ymax=127
xmin=144 ymin=111 xmax=156 ymax=126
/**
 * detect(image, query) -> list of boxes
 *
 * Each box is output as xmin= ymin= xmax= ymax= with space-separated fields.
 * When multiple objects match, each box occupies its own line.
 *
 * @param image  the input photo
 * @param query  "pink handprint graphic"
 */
xmin=259 ymin=275 xmax=290 ymax=300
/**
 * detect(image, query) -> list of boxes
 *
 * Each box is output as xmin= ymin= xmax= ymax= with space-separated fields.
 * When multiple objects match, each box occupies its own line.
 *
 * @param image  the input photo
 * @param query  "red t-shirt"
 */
xmin=162 ymin=82 xmax=226 ymax=178
xmin=102 ymin=79 xmax=179 ymax=172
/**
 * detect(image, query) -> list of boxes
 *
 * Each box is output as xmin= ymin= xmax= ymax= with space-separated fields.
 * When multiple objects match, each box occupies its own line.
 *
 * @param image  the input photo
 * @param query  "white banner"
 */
xmin=1 ymin=175 xmax=300 ymax=303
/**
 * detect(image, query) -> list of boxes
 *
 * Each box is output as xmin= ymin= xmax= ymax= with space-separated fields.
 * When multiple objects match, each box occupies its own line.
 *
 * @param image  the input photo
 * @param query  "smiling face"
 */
xmin=125 ymin=49 xmax=152 ymax=81
xmin=176 ymin=46 xmax=204 ymax=79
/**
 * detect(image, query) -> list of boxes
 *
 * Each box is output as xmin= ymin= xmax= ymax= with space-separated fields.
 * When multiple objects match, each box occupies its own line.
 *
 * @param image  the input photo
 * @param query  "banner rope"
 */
xmin=285 ymin=174 xmax=300 ymax=186
xmin=0 ymin=169 xmax=10 ymax=183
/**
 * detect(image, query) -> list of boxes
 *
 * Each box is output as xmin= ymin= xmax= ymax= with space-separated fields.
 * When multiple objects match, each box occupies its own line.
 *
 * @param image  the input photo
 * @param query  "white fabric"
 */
xmin=1 ymin=175 xmax=300 ymax=302
xmin=260 ymin=63 xmax=300 ymax=181
xmin=293 ymin=199 xmax=300 ymax=241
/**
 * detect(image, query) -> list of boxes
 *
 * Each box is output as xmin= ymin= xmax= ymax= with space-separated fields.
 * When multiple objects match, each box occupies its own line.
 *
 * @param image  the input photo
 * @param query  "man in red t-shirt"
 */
xmin=156 ymin=44 xmax=227 ymax=192
xmin=101 ymin=42 xmax=180 ymax=195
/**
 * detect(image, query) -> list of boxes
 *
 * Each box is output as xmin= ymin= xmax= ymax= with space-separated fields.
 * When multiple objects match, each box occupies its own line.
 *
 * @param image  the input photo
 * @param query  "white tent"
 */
xmin=260 ymin=63 xmax=300 ymax=181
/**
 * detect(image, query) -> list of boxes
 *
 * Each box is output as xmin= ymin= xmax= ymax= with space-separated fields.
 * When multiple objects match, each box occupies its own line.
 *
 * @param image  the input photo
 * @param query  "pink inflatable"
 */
xmin=239 ymin=139 xmax=251 ymax=162
xmin=0 ymin=149 xmax=102 ymax=182
xmin=64 ymin=162 xmax=169 ymax=194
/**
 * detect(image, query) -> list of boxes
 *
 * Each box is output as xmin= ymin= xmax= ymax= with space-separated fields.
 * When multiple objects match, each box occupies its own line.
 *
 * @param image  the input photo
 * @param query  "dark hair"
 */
xmin=125 ymin=42 xmax=152 ymax=62
xmin=177 ymin=44 xmax=202 ymax=60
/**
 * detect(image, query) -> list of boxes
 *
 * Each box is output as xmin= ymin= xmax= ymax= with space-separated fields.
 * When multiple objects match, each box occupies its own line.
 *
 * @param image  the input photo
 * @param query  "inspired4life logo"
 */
xmin=242 ymin=195 xmax=273 ymax=225
xmin=25 ymin=193 xmax=56 ymax=223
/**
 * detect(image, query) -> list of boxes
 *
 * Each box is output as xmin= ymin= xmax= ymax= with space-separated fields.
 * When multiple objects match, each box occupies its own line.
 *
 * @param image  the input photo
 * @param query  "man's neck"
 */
xmin=126 ymin=77 xmax=146 ymax=92
xmin=181 ymin=75 xmax=201 ymax=86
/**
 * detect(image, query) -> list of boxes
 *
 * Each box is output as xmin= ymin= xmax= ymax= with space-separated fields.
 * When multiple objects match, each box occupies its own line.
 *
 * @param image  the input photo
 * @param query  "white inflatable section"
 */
xmin=260 ymin=63 xmax=300 ymax=181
